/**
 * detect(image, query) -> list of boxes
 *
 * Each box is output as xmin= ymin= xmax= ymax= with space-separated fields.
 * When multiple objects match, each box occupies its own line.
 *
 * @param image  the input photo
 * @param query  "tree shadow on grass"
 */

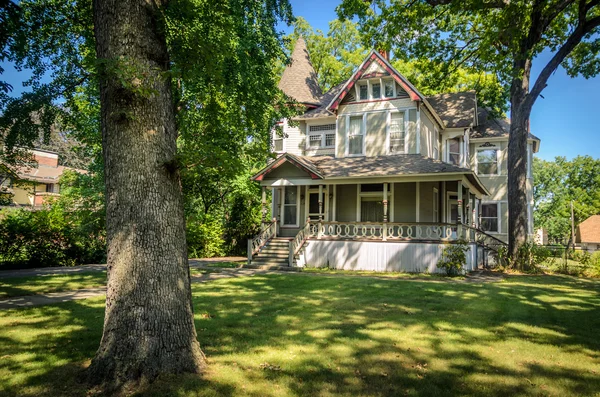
xmin=0 ymin=273 xmax=599 ymax=396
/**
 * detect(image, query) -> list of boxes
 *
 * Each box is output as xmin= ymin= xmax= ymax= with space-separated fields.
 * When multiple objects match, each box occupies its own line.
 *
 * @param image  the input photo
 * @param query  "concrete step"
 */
xmin=252 ymin=257 xmax=289 ymax=263
xmin=266 ymin=242 xmax=290 ymax=247
xmin=257 ymin=250 xmax=289 ymax=256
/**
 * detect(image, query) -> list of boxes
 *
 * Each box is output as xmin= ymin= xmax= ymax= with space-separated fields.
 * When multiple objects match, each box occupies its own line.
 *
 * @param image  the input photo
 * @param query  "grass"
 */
xmin=301 ymin=267 xmax=465 ymax=279
xmin=203 ymin=262 xmax=244 ymax=269
xmin=1 ymin=273 xmax=600 ymax=396
xmin=0 ymin=272 xmax=107 ymax=298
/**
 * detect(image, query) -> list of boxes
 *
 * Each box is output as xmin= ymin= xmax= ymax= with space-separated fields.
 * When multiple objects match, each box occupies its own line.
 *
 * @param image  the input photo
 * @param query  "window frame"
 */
xmin=356 ymin=183 xmax=394 ymax=222
xmin=446 ymin=137 xmax=462 ymax=166
xmin=386 ymin=109 xmax=408 ymax=155
xmin=346 ymin=114 xmax=366 ymax=157
xmin=480 ymin=202 xmax=501 ymax=234
xmin=384 ymin=79 xmax=395 ymax=98
xmin=306 ymin=123 xmax=336 ymax=150
xmin=476 ymin=147 xmax=500 ymax=175
xmin=281 ymin=185 xmax=300 ymax=228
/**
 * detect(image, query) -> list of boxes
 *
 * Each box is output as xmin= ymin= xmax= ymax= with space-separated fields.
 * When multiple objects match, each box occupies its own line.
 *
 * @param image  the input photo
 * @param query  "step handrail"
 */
xmin=247 ymin=218 xmax=277 ymax=264
xmin=289 ymin=219 xmax=311 ymax=266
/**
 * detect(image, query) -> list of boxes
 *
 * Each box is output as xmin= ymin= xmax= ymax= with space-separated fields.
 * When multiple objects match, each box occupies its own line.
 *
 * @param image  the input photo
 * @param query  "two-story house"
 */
xmin=248 ymin=38 xmax=540 ymax=273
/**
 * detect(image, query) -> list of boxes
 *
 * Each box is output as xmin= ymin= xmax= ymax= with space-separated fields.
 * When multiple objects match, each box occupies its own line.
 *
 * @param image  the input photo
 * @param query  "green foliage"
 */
xmin=186 ymin=214 xmax=226 ymax=259
xmin=437 ymin=240 xmax=469 ymax=276
xmin=0 ymin=207 xmax=105 ymax=269
xmin=534 ymin=155 xmax=600 ymax=243
xmin=513 ymin=242 xmax=552 ymax=271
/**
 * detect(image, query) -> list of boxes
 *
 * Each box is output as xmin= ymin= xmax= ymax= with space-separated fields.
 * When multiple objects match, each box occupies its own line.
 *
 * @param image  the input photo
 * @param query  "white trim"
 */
xmin=416 ymin=105 xmax=421 ymax=154
xmin=475 ymin=146 xmax=501 ymax=176
xmin=281 ymin=185 xmax=301 ymax=228
xmin=390 ymin=183 xmax=395 ymax=222
xmin=332 ymin=184 xmax=337 ymax=221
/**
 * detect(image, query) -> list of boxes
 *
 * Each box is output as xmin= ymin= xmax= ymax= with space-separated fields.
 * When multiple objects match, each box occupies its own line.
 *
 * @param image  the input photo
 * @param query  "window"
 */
xmin=372 ymin=83 xmax=381 ymax=99
xmin=361 ymin=197 xmax=384 ymax=222
xmin=273 ymin=138 xmax=283 ymax=152
xmin=448 ymin=138 xmax=461 ymax=166
xmin=325 ymin=133 xmax=335 ymax=147
xmin=283 ymin=186 xmax=298 ymax=226
xmin=348 ymin=116 xmax=364 ymax=155
xmin=477 ymin=149 xmax=498 ymax=175
xmin=359 ymin=84 xmax=368 ymax=100
xmin=384 ymin=80 xmax=394 ymax=98
xmin=308 ymin=134 xmax=321 ymax=148
xmin=361 ymin=183 xmax=389 ymax=192
xmin=480 ymin=203 xmax=499 ymax=233
xmin=433 ymin=188 xmax=439 ymax=222
xmin=389 ymin=112 xmax=405 ymax=154
xmin=307 ymin=124 xmax=336 ymax=149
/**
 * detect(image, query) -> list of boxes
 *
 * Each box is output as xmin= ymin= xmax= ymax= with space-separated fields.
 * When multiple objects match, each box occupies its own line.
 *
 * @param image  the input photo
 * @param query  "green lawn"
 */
xmin=301 ymin=267 xmax=465 ymax=279
xmin=1 ymin=274 xmax=599 ymax=396
xmin=0 ymin=272 xmax=107 ymax=298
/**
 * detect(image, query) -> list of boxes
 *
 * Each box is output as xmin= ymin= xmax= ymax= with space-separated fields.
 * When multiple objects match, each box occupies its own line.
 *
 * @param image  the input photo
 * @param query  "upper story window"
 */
xmin=307 ymin=124 xmax=336 ymax=150
xmin=359 ymin=84 xmax=368 ymax=100
xmin=273 ymin=136 xmax=284 ymax=152
xmin=389 ymin=112 xmax=406 ymax=154
xmin=448 ymin=138 xmax=461 ymax=166
xmin=477 ymin=149 xmax=499 ymax=175
xmin=348 ymin=115 xmax=364 ymax=156
xmin=372 ymin=83 xmax=381 ymax=99
xmin=384 ymin=80 xmax=394 ymax=98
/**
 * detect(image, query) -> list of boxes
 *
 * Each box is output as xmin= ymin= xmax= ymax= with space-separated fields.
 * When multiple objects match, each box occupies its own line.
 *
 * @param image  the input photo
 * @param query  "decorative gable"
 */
xmin=327 ymin=51 xmax=422 ymax=111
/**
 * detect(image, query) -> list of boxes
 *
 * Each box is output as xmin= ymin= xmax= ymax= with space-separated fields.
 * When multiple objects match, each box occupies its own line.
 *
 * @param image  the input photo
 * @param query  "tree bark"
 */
xmin=507 ymin=59 xmax=532 ymax=269
xmin=89 ymin=0 xmax=205 ymax=390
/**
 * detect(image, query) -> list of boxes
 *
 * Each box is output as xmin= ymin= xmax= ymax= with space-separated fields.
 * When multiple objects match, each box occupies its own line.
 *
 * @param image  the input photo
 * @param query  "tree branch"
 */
xmin=528 ymin=14 xmax=600 ymax=109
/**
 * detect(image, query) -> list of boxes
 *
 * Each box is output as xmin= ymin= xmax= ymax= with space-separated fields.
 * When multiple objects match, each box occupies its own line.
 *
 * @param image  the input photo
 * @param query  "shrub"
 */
xmin=438 ymin=240 xmax=470 ymax=276
xmin=512 ymin=243 xmax=552 ymax=271
xmin=572 ymin=250 xmax=592 ymax=266
xmin=186 ymin=214 xmax=226 ymax=258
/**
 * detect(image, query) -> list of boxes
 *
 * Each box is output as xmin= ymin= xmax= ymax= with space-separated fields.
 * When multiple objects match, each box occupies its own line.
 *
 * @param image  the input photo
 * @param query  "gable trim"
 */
xmin=252 ymin=154 xmax=324 ymax=182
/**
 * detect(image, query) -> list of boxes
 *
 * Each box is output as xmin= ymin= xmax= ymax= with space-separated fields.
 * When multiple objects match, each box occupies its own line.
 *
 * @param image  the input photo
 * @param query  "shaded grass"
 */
xmin=301 ymin=266 xmax=465 ymax=280
xmin=0 ymin=272 xmax=107 ymax=298
xmin=0 ymin=274 xmax=599 ymax=396
xmin=204 ymin=262 xmax=243 ymax=269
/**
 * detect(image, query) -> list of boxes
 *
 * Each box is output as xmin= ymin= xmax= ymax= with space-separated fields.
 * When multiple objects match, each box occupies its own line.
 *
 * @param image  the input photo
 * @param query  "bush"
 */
xmin=572 ymin=250 xmax=592 ymax=266
xmin=0 ymin=208 xmax=105 ymax=269
xmin=438 ymin=240 xmax=470 ymax=276
xmin=512 ymin=243 xmax=552 ymax=271
xmin=186 ymin=214 xmax=226 ymax=258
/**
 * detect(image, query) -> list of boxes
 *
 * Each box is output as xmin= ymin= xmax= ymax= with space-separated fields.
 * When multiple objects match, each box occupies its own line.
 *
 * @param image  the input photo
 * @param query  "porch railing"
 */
xmin=308 ymin=221 xmax=458 ymax=241
xmin=247 ymin=218 xmax=277 ymax=264
xmin=289 ymin=221 xmax=311 ymax=266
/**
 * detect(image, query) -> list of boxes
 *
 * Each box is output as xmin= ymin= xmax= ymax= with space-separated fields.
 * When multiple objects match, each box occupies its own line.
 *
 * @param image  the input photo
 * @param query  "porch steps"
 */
xmin=249 ymin=237 xmax=294 ymax=268
xmin=243 ymin=264 xmax=301 ymax=272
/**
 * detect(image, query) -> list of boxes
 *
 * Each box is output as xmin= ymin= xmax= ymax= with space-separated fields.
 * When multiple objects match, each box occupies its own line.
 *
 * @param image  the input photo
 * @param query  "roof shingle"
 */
xmin=278 ymin=37 xmax=322 ymax=105
xmin=577 ymin=215 xmax=600 ymax=244
xmin=426 ymin=91 xmax=476 ymax=129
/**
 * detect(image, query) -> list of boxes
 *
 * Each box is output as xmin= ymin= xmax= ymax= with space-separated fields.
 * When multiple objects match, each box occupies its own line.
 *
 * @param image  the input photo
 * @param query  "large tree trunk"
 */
xmin=507 ymin=60 xmax=532 ymax=269
xmin=89 ymin=0 xmax=205 ymax=390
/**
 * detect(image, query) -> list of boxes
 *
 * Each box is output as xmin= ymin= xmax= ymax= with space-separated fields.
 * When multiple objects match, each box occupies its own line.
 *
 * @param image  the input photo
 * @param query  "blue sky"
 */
xmin=2 ymin=0 xmax=599 ymax=161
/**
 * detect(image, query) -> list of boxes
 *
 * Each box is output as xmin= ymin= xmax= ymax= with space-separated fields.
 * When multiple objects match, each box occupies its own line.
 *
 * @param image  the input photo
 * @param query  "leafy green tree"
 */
xmin=338 ymin=0 xmax=600 ymax=267
xmin=534 ymin=156 xmax=600 ymax=243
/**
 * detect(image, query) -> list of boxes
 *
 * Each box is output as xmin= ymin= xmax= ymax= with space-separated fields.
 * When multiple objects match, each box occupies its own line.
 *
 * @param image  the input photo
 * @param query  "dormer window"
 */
xmin=448 ymin=138 xmax=461 ymax=166
xmin=359 ymin=85 xmax=368 ymax=100
xmin=372 ymin=83 xmax=381 ymax=99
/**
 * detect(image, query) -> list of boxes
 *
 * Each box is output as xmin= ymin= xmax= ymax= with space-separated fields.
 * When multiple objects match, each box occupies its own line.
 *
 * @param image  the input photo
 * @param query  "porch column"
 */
xmin=441 ymin=181 xmax=446 ymax=222
xmin=464 ymin=187 xmax=470 ymax=225
xmin=415 ymin=182 xmax=420 ymax=222
xmin=318 ymin=184 xmax=324 ymax=222
xmin=261 ymin=186 xmax=267 ymax=223
xmin=457 ymin=181 xmax=463 ymax=224
xmin=383 ymin=183 xmax=388 ymax=241
xmin=278 ymin=187 xmax=283 ymax=224
xmin=332 ymin=184 xmax=337 ymax=222
xmin=471 ymin=194 xmax=477 ymax=227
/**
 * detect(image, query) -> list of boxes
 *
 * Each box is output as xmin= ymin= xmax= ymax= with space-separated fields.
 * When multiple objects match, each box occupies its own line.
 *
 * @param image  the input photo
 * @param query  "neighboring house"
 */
xmin=1 ymin=149 xmax=84 ymax=208
xmin=576 ymin=215 xmax=600 ymax=252
xmin=248 ymin=38 xmax=540 ymax=272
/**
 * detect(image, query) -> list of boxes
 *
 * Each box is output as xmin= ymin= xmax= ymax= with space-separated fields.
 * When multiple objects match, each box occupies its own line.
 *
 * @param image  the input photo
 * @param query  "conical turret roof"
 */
xmin=278 ymin=37 xmax=322 ymax=105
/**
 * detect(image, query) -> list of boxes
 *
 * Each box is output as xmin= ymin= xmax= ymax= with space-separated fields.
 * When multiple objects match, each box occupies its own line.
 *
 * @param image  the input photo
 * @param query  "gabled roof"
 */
xmin=278 ymin=37 xmax=322 ymax=106
xmin=473 ymin=108 xmax=541 ymax=151
xmin=252 ymin=153 xmax=324 ymax=181
xmin=326 ymin=50 xmax=422 ymax=110
xmin=576 ymin=215 xmax=600 ymax=244
xmin=294 ymin=82 xmax=346 ymax=120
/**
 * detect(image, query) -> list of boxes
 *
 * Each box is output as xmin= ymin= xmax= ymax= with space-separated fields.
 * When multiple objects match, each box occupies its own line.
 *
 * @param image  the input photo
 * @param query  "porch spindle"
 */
xmin=318 ymin=184 xmax=323 ymax=222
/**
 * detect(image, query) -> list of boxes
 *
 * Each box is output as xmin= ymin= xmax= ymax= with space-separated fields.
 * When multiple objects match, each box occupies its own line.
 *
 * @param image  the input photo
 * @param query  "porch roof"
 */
xmin=252 ymin=153 xmax=490 ymax=195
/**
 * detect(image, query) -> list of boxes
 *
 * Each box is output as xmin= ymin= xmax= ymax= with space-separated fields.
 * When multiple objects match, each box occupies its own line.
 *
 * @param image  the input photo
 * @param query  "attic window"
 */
xmin=359 ymin=85 xmax=368 ymax=100
xmin=309 ymin=124 xmax=336 ymax=132
xmin=384 ymin=80 xmax=394 ymax=98
xmin=372 ymin=83 xmax=381 ymax=99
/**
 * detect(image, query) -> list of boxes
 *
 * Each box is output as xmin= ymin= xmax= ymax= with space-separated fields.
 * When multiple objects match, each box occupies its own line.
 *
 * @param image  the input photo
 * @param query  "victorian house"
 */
xmin=248 ymin=38 xmax=540 ymax=272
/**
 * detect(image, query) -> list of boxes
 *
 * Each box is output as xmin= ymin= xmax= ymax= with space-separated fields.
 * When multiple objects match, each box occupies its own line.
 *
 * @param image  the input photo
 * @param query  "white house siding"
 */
xmin=338 ymin=98 xmax=415 ymax=115
xmin=393 ymin=182 xmax=417 ymax=222
xmin=335 ymin=184 xmax=358 ymax=222
xmin=275 ymin=119 xmax=305 ymax=156
xmin=419 ymin=182 xmax=439 ymax=222
xmin=366 ymin=112 xmax=387 ymax=156
xmin=420 ymin=108 xmax=437 ymax=158
xmin=299 ymin=240 xmax=477 ymax=273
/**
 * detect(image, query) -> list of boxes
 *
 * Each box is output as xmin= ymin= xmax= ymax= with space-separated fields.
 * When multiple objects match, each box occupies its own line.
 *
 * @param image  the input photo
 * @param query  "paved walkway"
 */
xmin=0 ymin=266 xmax=503 ymax=310
xmin=0 ymin=257 xmax=246 ymax=279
